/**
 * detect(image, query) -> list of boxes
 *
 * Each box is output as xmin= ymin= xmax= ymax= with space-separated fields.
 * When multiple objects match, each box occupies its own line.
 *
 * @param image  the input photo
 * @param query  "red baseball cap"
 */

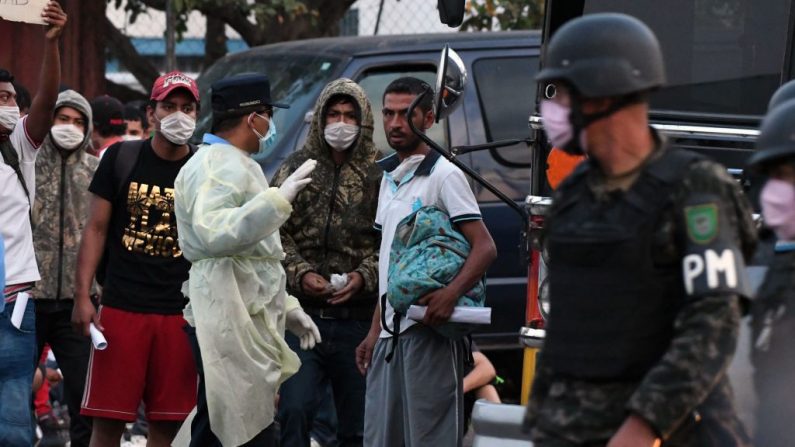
xmin=150 ymin=71 xmax=200 ymax=103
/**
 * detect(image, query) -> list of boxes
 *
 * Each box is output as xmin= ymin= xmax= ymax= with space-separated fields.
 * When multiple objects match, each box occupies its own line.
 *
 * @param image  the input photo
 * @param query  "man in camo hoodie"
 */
xmin=31 ymin=89 xmax=99 ymax=447
xmin=273 ymin=78 xmax=381 ymax=447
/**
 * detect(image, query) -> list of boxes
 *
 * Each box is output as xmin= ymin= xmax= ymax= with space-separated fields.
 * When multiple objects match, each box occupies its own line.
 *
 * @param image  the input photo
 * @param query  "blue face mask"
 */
xmin=251 ymin=113 xmax=277 ymax=157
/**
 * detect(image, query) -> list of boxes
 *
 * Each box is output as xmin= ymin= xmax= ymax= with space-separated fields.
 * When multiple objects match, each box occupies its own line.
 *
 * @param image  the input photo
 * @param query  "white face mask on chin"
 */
xmin=157 ymin=111 xmax=195 ymax=145
xmin=0 ymin=105 xmax=20 ymax=132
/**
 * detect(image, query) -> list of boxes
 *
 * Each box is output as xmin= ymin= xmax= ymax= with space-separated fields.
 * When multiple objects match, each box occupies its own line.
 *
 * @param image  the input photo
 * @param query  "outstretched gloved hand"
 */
xmin=286 ymin=308 xmax=322 ymax=350
xmin=278 ymin=159 xmax=317 ymax=203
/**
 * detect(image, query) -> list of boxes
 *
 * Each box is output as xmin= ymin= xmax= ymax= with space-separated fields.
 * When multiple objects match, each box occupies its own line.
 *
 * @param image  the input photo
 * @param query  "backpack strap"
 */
xmin=0 ymin=139 xmax=32 ymax=221
xmin=110 ymin=141 xmax=197 ymax=199
xmin=380 ymin=293 xmax=401 ymax=363
xmin=112 ymin=140 xmax=145 ymax=199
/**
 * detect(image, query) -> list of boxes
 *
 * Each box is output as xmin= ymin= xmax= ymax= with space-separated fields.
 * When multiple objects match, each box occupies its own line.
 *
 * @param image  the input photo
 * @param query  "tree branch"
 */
xmin=103 ymin=14 xmax=160 ymax=90
xmin=203 ymin=14 xmax=227 ymax=71
xmin=105 ymin=79 xmax=149 ymax=103
xmin=195 ymin=3 xmax=265 ymax=45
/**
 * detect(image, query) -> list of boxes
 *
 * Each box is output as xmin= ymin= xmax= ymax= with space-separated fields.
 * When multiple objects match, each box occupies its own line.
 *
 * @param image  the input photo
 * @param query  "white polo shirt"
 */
xmin=1 ymin=116 xmax=41 ymax=288
xmin=375 ymin=150 xmax=482 ymax=338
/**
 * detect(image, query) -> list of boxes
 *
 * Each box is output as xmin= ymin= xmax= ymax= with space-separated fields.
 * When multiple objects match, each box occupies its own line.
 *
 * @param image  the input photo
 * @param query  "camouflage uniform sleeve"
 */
xmin=271 ymin=160 xmax=290 ymax=188
xmin=354 ymin=249 xmax=379 ymax=295
xmin=626 ymin=161 xmax=754 ymax=439
xmin=273 ymin=158 xmax=316 ymax=292
xmin=280 ymin=228 xmax=316 ymax=293
xmin=523 ymin=362 xmax=554 ymax=431
xmin=627 ymin=295 xmax=741 ymax=438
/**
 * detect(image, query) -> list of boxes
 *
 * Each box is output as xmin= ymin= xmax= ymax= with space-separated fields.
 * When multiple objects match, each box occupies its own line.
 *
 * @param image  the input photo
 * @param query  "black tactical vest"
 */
xmin=542 ymin=148 xmax=703 ymax=380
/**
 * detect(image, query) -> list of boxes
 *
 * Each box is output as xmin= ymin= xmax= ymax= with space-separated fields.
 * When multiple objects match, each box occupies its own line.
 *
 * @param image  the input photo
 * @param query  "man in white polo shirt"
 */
xmin=356 ymin=77 xmax=497 ymax=446
xmin=0 ymin=2 xmax=68 ymax=445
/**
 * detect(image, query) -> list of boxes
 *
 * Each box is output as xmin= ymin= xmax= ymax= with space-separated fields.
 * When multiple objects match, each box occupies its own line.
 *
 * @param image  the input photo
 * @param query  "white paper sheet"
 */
xmin=0 ymin=0 xmax=48 ymax=26
xmin=330 ymin=273 xmax=349 ymax=292
xmin=10 ymin=291 xmax=29 ymax=329
xmin=407 ymin=305 xmax=492 ymax=324
xmin=89 ymin=323 xmax=108 ymax=350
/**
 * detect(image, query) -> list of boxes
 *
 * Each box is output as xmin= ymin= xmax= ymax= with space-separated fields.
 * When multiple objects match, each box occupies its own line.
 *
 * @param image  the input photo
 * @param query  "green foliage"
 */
xmin=110 ymin=0 xmax=322 ymax=41
xmin=460 ymin=0 xmax=544 ymax=31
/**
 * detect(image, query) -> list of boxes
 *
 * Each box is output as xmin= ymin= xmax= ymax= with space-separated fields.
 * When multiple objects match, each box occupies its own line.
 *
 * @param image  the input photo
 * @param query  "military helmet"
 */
xmin=748 ymin=99 xmax=795 ymax=170
xmin=768 ymin=80 xmax=795 ymax=111
xmin=536 ymin=13 xmax=666 ymax=98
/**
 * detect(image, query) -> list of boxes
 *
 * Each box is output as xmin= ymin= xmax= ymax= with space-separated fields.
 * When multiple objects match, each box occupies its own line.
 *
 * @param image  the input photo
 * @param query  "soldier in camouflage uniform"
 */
xmin=31 ymin=89 xmax=99 ymax=447
xmin=524 ymin=14 xmax=756 ymax=447
xmin=746 ymin=86 xmax=795 ymax=447
xmin=273 ymin=78 xmax=381 ymax=447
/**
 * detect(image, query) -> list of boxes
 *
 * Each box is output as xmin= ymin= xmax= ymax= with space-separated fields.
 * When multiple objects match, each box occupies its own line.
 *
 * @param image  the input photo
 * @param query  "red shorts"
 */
xmin=80 ymin=306 xmax=197 ymax=422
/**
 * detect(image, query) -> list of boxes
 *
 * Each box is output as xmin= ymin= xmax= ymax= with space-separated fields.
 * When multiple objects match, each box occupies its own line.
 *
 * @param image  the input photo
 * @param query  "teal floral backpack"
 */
xmin=382 ymin=206 xmax=486 ymax=355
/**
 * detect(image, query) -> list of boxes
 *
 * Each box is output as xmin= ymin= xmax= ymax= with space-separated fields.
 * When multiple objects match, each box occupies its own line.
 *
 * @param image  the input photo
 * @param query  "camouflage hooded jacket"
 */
xmin=272 ymin=78 xmax=382 ymax=309
xmin=31 ymin=89 xmax=99 ymax=300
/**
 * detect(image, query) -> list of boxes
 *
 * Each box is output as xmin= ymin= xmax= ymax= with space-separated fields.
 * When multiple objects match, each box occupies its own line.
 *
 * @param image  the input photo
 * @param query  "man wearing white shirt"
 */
xmin=356 ymin=77 xmax=496 ymax=446
xmin=0 ymin=2 xmax=68 ymax=444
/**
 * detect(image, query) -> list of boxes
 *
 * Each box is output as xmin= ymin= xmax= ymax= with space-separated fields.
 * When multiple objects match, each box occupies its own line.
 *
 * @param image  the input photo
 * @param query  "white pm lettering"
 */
xmin=706 ymin=249 xmax=738 ymax=289
xmin=683 ymin=254 xmax=704 ymax=295
xmin=683 ymin=249 xmax=738 ymax=295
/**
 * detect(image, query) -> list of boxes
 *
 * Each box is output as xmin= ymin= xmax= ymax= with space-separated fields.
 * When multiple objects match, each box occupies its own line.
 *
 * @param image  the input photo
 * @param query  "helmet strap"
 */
xmin=565 ymin=94 xmax=641 ymax=154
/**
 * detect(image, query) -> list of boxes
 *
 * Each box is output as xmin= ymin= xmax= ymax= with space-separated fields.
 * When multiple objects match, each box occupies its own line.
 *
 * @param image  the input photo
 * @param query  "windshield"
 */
xmin=196 ymin=52 xmax=344 ymax=161
xmin=582 ymin=0 xmax=790 ymax=117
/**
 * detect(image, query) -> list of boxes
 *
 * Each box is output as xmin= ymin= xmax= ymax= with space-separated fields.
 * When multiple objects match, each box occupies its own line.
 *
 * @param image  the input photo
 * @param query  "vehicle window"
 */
xmin=472 ymin=57 xmax=537 ymax=201
xmin=357 ymin=69 xmax=447 ymax=155
xmin=582 ymin=0 xmax=789 ymax=116
xmin=196 ymin=53 xmax=343 ymax=165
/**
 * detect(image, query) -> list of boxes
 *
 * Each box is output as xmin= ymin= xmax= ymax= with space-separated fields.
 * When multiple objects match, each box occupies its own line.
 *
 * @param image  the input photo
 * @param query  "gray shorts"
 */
xmin=363 ymin=325 xmax=465 ymax=447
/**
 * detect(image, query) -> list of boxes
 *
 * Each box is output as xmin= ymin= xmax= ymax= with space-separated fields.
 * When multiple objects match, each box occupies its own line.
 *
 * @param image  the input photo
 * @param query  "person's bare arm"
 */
xmin=463 ymin=351 xmax=497 ymax=393
xmin=71 ymin=195 xmax=112 ymax=336
xmin=419 ymin=220 xmax=497 ymax=326
xmin=356 ymin=301 xmax=382 ymax=375
xmin=25 ymin=1 xmax=67 ymax=144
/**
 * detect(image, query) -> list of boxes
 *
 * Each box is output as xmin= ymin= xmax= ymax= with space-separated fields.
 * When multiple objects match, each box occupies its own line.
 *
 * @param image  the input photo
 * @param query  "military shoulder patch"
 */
xmin=685 ymin=203 xmax=719 ymax=244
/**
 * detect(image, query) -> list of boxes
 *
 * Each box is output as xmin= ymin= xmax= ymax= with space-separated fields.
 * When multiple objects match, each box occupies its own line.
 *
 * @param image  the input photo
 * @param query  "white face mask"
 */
xmin=761 ymin=178 xmax=795 ymax=241
xmin=540 ymin=100 xmax=573 ymax=150
xmin=324 ymin=122 xmax=359 ymax=151
xmin=157 ymin=111 xmax=195 ymax=145
xmin=50 ymin=124 xmax=85 ymax=150
xmin=0 ymin=105 xmax=20 ymax=132
xmin=122 ymin=134 xmax=143 ymax=141
xmin=540 ymin=100 xmax=588 ymax=154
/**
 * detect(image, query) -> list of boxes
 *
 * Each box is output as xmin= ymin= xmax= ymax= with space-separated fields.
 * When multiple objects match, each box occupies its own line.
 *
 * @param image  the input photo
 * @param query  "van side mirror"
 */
xmin=434 ymin=44 xmax=467 ymax=123
xmin=438 ymin=0 xmax=465 ymax=27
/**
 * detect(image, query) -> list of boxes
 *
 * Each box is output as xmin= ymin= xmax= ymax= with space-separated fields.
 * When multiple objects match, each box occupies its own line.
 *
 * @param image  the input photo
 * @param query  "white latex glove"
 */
xmin=286 ymin=308 xmax=322 ymax=350
xmin=278 ymin=159 xmax=317 ymax=203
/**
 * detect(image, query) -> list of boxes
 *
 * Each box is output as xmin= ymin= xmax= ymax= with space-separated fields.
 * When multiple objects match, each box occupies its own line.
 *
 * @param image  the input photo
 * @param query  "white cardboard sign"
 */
xmin=0 ymin=0 xmax=48 ymax=26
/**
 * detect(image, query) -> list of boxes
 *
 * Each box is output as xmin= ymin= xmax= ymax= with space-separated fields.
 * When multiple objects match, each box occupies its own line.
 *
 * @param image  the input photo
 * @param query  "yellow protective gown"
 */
xmin=174 ymin=142 xmax=301 ymax=446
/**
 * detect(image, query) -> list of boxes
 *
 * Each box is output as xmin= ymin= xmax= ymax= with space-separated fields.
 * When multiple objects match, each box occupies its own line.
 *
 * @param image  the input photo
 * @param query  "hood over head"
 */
xmin=45 ymin=89 xmax=93 ymax=153
xmin=305 ymin=78 xmax=377 ymax=162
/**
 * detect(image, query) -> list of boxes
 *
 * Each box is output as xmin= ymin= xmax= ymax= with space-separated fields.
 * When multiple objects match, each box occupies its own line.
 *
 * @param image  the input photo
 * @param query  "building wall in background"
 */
xmin=0 ymin=0 xmax=106 ymax=100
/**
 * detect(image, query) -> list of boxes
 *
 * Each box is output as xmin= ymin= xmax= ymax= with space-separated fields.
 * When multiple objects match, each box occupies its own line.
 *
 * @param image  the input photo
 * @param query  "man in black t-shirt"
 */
xmin=71 ymin=71 xmax=200 ymax=447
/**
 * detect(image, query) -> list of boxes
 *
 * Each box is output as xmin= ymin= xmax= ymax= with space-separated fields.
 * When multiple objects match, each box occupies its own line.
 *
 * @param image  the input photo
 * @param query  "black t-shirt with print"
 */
xmin=89 ymin=140 xmax=192 ymax=314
